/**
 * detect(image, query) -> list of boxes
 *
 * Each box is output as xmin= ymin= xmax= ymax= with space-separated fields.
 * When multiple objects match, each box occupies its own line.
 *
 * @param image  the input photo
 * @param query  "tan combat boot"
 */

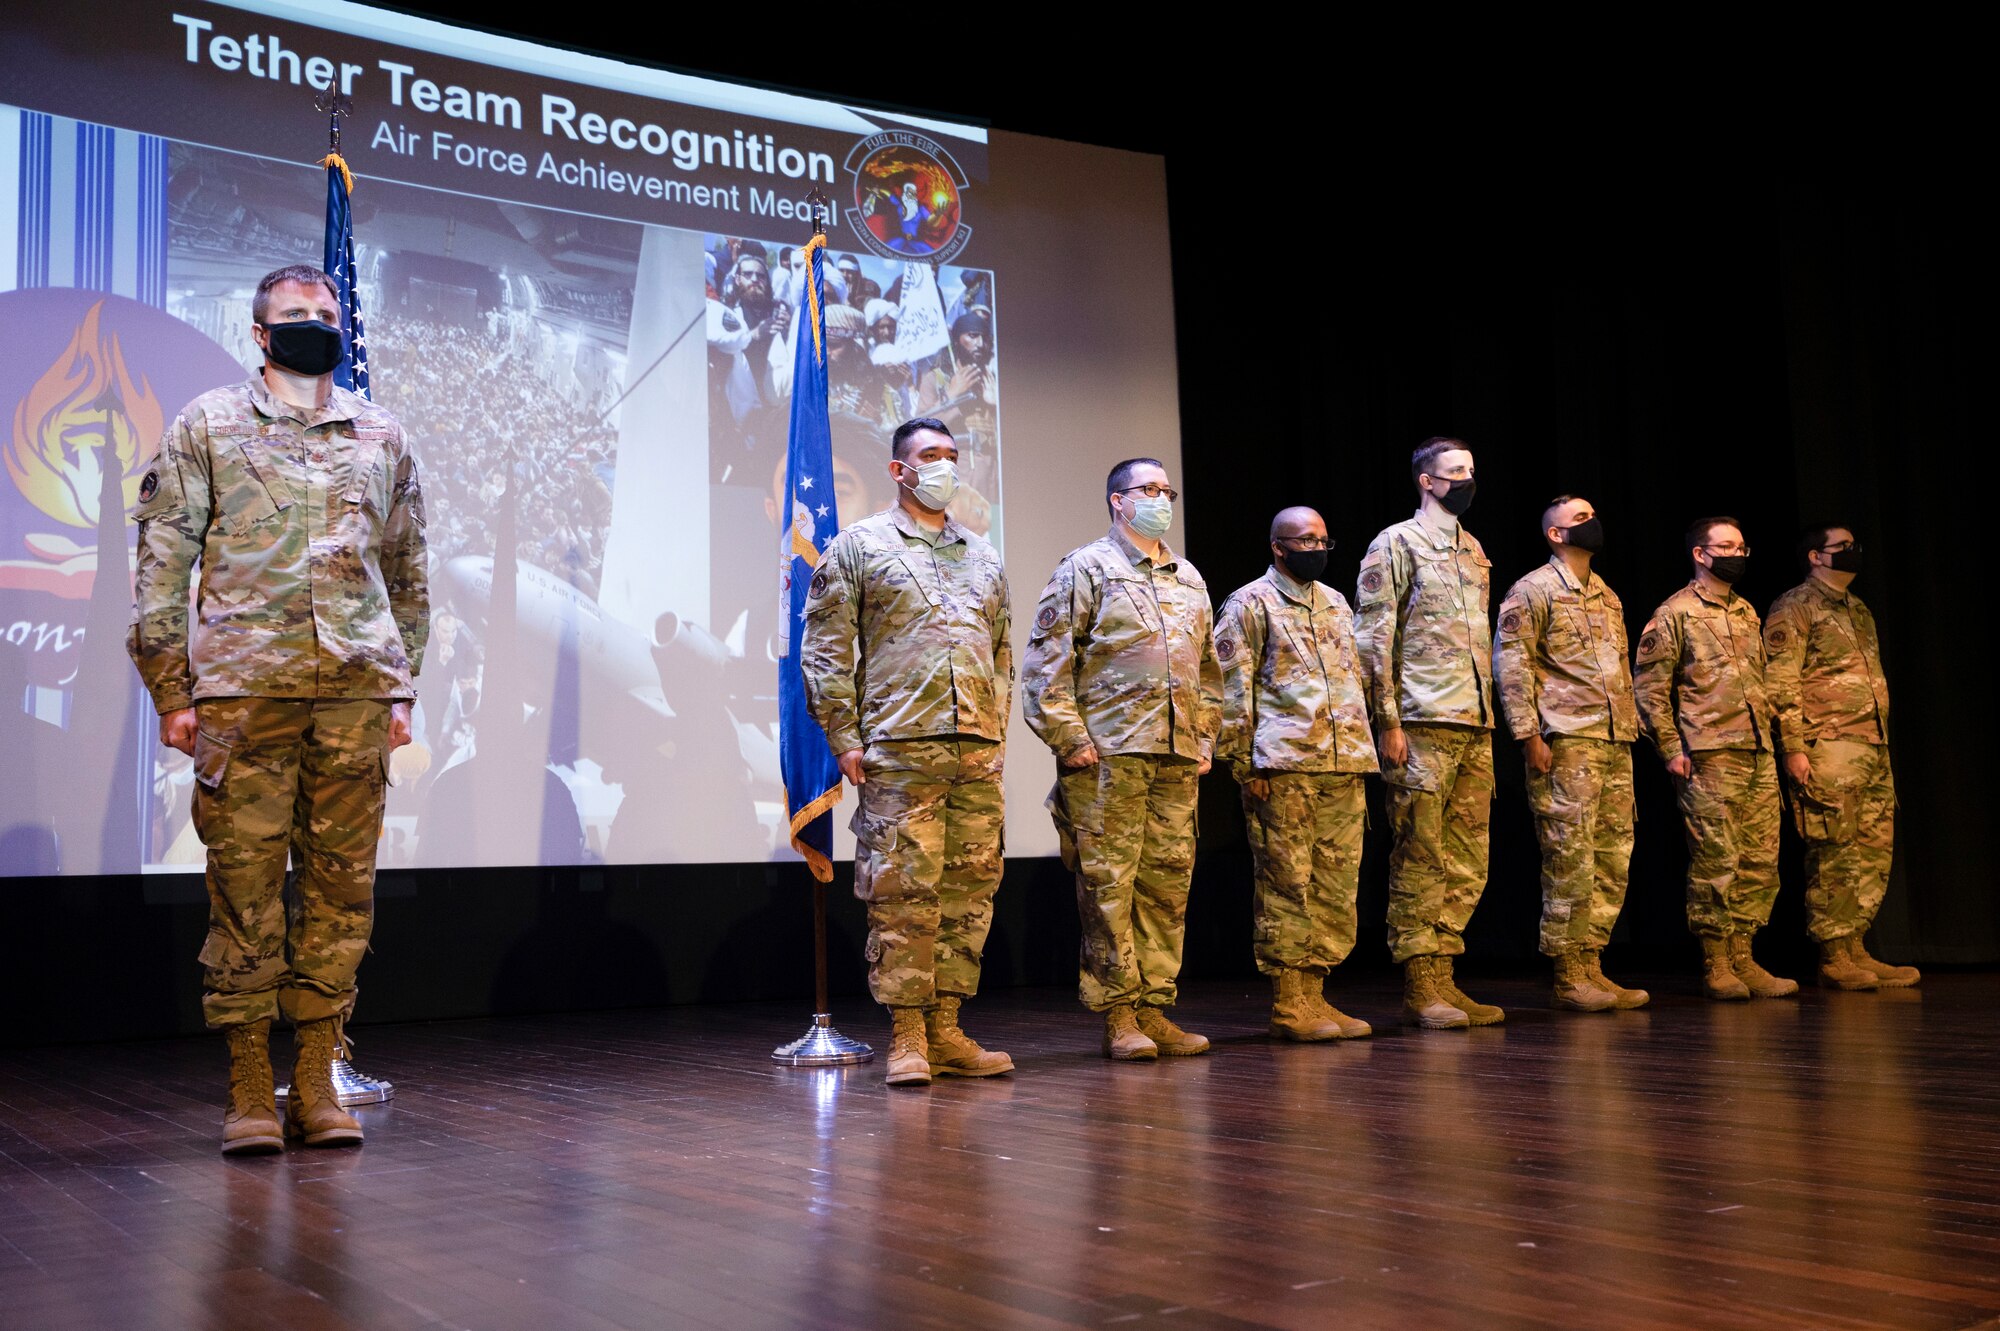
xmin=1306 ymin=972 xmax=1373 ymax=1039
xmin=284 ymin=1018 xmax=363 ymax=1148
xmin=221 ymin=1019 xmax=283 ymax=1156
xmin=1729 ymin=933 xmax=1799 ymax=998
xmin=1436 ymin=956 xmax=1504 ymax=1025
xmin=1583 ymin=948 xmax=1649 ymax=1009
xmin=925 ymin=995 xmax=1014 ymax=1077
xmin=1102 ymin=1003 xmax=1159 ymax=1061
xmin=1701 ymin=935 xmax=1751 ymax=1000
xmin=1818 ymin=936 xmax=1880 ymax=990
xmin=885 ymin=1006 xmax=932 ymax=1086
xmin=1402 ymin=956 xmax=1470 ymax=1029
xmin=1135 ymin=1006 xmax=1211 ymax=1056
xmin=1849 ymin=936 xmax=1921 ymax=987
xmin=1269 ymin=969 xmax=1342 ymax=1042
xmin=1552 ymin=950 xmax=1617 ymax=1012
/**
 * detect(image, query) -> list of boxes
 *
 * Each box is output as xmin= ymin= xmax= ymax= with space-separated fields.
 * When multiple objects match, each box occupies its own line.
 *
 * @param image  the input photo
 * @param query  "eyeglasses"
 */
xmin=1275 ymin=536 xmax=1331 ymax=551
xmin=1703 ymin=542 xmax=1752 ymax=556
xmin=1819 ymin=539 xmax=1862 ymax=554
xmin=1117 ymin=483 xmax=1179 ymax=502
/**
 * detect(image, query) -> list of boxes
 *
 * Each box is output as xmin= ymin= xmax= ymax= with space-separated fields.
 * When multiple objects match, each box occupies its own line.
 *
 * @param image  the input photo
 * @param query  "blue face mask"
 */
xmin=1123 ymin=493 xmax=1173 ymax=540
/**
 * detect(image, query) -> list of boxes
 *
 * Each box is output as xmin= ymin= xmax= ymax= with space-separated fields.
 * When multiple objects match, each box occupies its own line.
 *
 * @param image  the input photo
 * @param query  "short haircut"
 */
xmin=252 ymin=265 xmax=340 ymax=325
xmin=1411 ymin=436 xmax=1468 ymax=484
xmin=1107 ymin=457 xmax=1164 ymax=498
xmin=890 ymin=416 xmax=952 ymax=461
xmin=1796 ymin=521 xmax=1853 ymax=570
xmin=1542 ymin=494 xmax=1580 ymax=534
xmin=1686 ymin=515 xmax=1742 ymax=556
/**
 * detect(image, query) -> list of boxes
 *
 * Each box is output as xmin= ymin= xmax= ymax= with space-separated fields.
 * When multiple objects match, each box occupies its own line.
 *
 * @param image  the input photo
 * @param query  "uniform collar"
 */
xmin=245 ymin=375 xmax=365 ymax=429
xmin=1267 ymin=563 xmax=1323 ymax=609
xmin=890 ymin=503 xmax=963 ymax=547
xmin=1413 ymin=507 xmax=1462 ymax=548
xmin=1109 ymin=523 xmax=1178 ymax=572
xmin=1803 ymin=573 xmax=1853 ymax=606
xmin=1547 ymin=554 xmax=1593 ymax=594
xmin=1689 ymin=578 xmax=1739 ymax=608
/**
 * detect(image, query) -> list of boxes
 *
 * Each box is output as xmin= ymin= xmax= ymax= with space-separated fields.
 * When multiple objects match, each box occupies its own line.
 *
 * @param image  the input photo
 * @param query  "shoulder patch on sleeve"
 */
xmin=809 ymin=568 xmax=830 ymax=598
xmin=1216 ymin=635 xmax=1237 ymax=662
xmin=1033 ymin=603 xmax=1060 ymax=636
xmin=1766 ymin=625 xmax=1789 ymax=649
xmin=138 ymin=469 xmax=159 ymax=502
xmin=1499 ymin=608 xmax=1522 ymax=635
xmin=1359 ymin=568 xmax=1384 ymax=595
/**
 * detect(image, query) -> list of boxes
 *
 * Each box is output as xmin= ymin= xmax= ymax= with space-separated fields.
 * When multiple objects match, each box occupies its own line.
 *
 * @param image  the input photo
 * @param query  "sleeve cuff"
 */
xmin=822 ymin=723 xmax=864 ymax=755
xmin=154 ymin=693 xmax=194 ymax=715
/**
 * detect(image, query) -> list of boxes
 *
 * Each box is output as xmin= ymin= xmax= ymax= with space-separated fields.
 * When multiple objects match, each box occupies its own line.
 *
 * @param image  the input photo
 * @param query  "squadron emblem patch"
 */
xmin=1359 ymin=569 xmax=1383 ymax=594
xmin=138 ymin=470 xmax=159 ymax=502
xmin=1217 ymin=637 xmax=1237 ymax=661
xmin=1499 ymin=610 xmax=1522 ymax=634
xmin=1638 ymin=632 xmax=1660 ymax=655
xmin=809 ymin=569 xmax=829 ymax=597
xmin=1035 ymin=605 xmax=1059 ymax=632
xmin=1767 ymin=627 xmax=1789 ymax=648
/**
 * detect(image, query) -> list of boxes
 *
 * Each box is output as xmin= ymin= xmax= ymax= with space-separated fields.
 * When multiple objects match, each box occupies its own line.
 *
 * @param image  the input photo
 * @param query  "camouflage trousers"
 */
xmin=1051 ymin=753 xmax=1200 ymax=1012
xmin=1525 ymin=737 xmax=1635 ymax=956
xmin=192 ymin=697 xmax=391 ymax=1029
xmin=1243 ymin=771 xmax=1366 ymax=976
xmin=1675 ymin=748 xmax=1780 ymax=939
xmin=850 ymin=737 xmax=1004 ymax=1008
xmin=1383 ymin=724 xmax=1494 ymax=963
xmin=1786 ymin=738 xmax=1896 ymax=942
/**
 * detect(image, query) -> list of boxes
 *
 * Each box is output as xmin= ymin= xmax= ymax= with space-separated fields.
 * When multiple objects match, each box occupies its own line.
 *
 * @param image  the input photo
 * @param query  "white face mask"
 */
xmin=897 ymin=458 xmax=959 ymax=511
xmin=1121 ymin=493 xmax=1173 ymax=539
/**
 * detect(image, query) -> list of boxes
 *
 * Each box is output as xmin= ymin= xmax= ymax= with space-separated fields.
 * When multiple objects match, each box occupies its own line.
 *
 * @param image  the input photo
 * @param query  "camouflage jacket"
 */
xmin=1493 ymin=556 xmax=1640 ymax=743
xmin=1354 ymin=511 xmax=1495 ymax=731
xmin=1021 ymin=526 xmax=1221 ymax=762
xmin=1633 ymin=580 xmax=1772 ymax=760
xmin=801 ymin=505 xmax=1012 ymax=752
xmin=127 ymin=377 xmax=429 ymax=713
xmin=1763 ymin=576 xmax=1889 ymax=754
xmin=1216 ymin=567 xmax=1377 ymax=777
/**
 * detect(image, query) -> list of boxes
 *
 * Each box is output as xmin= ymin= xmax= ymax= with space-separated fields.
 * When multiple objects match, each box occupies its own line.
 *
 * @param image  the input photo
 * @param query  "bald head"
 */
xmin=1269 ymin=506 xmax=1323 ymax=542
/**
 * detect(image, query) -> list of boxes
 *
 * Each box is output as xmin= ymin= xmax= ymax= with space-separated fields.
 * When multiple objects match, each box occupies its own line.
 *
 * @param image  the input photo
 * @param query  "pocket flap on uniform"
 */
xmin=193 ymin=730 xmax=231 ymax=789
xmin=849 ymin=808 xmax=897 ymax=854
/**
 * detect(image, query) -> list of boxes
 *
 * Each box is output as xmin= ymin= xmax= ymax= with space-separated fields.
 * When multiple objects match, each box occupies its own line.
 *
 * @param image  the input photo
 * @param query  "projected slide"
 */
xmin=0 ymin=0 xmax=1019 ymax=872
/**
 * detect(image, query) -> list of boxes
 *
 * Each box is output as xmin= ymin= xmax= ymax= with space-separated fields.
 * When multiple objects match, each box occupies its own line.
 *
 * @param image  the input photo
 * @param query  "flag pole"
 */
xmin=773 ymin=186 xmax=871 ymax=1067
xmin=277 ymin=86 xmax=394 ymax=1110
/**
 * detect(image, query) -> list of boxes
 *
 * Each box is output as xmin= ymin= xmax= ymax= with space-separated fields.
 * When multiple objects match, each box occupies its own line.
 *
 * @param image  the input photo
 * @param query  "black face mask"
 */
xmin=1826 ymin=548 xmax=1864 ymax=574
xmin=262 ymin=320 xmax=345 ymax=377
xmin=1560 ymin=517 xmax=1605 ymax=552
xmin=1276 ymin=548 xmax=1329 ymax=583
xmin=1429 ymin=475 xmax=1476 ymax=516
xmin=1704 ymin=553 xmax=1749 ymax=584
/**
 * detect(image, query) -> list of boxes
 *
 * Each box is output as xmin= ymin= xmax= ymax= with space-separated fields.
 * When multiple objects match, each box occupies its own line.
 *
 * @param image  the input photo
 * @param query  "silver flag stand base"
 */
xmin=276 ymin=1060 xmax=395 ymax=1108
xmin=772 ymin=1013 xmax=874 ymax=1066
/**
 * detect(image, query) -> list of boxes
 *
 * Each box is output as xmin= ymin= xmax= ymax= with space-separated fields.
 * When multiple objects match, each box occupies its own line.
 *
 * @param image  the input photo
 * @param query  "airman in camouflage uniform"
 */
xmin=1353 ymin=438 xmax=1502 ymax=1029
xmin=1217 ymin=507 xmax=1377 ymax=1042
xmin=127 ymin=266 xmax=428 ymax=1151
xmin=1633 ymin=517 xmax=1796 ymax=1001
xmin=1493 ymin=497 xmax=1648 ymax=1013
xmin=1765 ymin=525 xmax=1917 ymax=989
xmin=1022 ymin=458 xmax=1221 ymax=1060
xmin=801 ymin=418 xmax=1014 ymax=1086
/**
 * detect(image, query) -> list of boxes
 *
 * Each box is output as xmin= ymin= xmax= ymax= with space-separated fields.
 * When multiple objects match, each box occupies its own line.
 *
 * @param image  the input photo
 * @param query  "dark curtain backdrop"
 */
xmin=8 ymin=27 xmax=1989 ymax=1046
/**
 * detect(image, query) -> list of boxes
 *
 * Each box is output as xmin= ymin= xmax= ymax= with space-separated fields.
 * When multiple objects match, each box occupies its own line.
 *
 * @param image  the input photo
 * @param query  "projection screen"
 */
xmin=0 ymin=0 xmax=1184 ymax=874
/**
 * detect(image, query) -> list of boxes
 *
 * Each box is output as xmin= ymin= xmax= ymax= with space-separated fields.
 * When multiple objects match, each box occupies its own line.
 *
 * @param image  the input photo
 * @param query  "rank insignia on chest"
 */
xmin=1035 ymin=605 xmax=1059 ymax=631
xmin=138 ymin=470 xmax=159 ymax=502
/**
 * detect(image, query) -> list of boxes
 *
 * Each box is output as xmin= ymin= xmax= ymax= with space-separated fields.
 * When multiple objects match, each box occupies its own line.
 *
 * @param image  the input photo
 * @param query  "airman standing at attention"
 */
xmin=1216 ymin=506 xmax=1377 ymax=1041
xmin=127 ymin=264 xmax=428 ymax=1154
xmin=1353 ymin=437 xmax=1502 ymax=1030
xmin=1764 ymin=524 xmax=1918 ymax=990
xmin=1493 ymin=496 xmax=1648 ymax=1013
xmin=1022 ymin=458 xmax=1222 ymax=1061
xmin=801 ymin=417 xmax=1015 ymax=1087
xmin=1633 ymin=517 xmax=1796 ymax=1000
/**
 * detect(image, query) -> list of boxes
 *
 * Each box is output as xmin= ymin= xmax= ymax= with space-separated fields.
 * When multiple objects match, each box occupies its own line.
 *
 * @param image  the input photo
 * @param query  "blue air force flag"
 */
xmin=778 ymin=234 xmax=844 ymax=880
xmin=320 ymin=153 xmax=369 ymax=398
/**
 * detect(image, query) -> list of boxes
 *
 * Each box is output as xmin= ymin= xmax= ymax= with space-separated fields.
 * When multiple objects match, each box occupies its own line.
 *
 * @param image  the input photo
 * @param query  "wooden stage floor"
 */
xmin=3 ymin=971 xmax=1997 ymax=1331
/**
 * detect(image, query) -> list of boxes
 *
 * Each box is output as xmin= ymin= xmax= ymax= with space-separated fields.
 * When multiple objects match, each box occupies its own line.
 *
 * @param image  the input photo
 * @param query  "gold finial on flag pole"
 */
xmin=314 ymin=88 xmax=355 ymax=192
